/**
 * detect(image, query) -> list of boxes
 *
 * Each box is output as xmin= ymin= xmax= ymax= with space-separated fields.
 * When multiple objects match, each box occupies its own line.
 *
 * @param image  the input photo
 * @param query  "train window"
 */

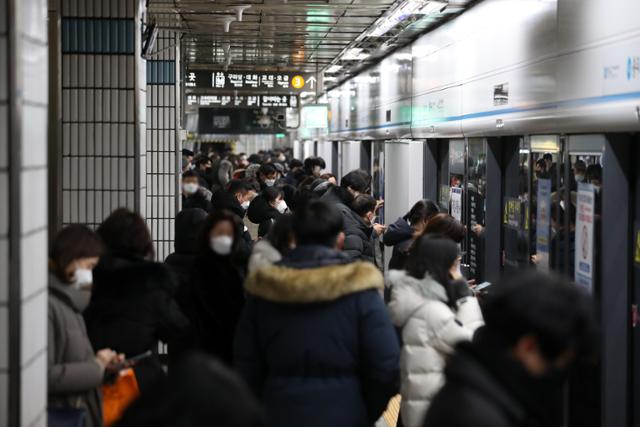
xmin=372 ymin=142 xmax=385 ymax=224
xmin=437 ymin=141 xmax=450 ymax=211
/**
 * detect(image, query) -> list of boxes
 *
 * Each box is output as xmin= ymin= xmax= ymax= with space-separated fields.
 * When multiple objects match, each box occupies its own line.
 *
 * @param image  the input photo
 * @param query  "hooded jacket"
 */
xmin=247 ymin=192 xmax=283 ymax=226
xmin=49 ymin=273 xmax=104 ymax=427
xmin=165 ymin=208 xmax=208 ymax=292
xmin=383 ymin=217 xmax=414 ymax=270
xmin=234 ymin=245 xmax=400 ymax=427
xmin=387 ymin=270 xmax=484 ymax=427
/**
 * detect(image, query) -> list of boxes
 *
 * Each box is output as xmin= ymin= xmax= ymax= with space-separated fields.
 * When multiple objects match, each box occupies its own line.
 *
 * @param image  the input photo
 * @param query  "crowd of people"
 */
xmin=48 ymin=147 xmax=598 ymax=427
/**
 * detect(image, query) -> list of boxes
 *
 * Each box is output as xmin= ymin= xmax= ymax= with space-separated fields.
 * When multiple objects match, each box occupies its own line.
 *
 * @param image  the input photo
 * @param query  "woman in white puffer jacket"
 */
xmin=388 ymin=234 xmax=484 ymax=427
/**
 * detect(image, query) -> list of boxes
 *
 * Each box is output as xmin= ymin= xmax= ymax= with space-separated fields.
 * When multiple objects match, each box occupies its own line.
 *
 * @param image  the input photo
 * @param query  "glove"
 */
xmin=450 ymin=279 xmax=473 ymax=301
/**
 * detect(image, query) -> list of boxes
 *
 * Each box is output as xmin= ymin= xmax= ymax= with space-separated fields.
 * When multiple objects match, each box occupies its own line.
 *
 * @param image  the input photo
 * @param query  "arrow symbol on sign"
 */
xmin=308 ymin=76 xmax=317 ymax=89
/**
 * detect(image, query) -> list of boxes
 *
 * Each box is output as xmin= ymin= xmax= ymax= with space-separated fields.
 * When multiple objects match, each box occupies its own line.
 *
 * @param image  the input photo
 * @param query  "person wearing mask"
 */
xmin=257 ymin=163 xmax=279 ymax=189
xmin=423 ymin=270 xmax=597 ymax=427
xmin=247 ymin=186 xmax=287 ymax=228
xmin=234 ymin=200 xmax=400 ymax=427
xmin=384 ymin=199 xmax=440 ymax=270
xmin=182 ymin=170 xmax=213 ymax=212
xmin=84 ymin=209 xmax=190 ymax=394
xmin=420 ymin=213 xmax=466 ymax=244
xmin=347 ymin=194 xmax=385 ymax=265
xmin=321 ymin=170 xmax=373 ymax=261
xmin=116 ymin=353 xmax=265 ymax=427
xmin=194 ymin=155 xmax=214 ymax=189
xmin=573 ymin=160 xmax=587 ymax=185
xmin=48 ymin=225 xmax=124 ymax=427
xmin=185 ymin=210 xmax=248 ymax=365
xmin=388 ymin=235 xmax=484 ymax=427
xmin=211 ymin=179 xmax=257 ymax=245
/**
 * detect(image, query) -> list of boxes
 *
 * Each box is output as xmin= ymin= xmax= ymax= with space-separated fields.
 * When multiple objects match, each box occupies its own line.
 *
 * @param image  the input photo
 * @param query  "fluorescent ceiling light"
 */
xmin=418 ymin=1 xmax=448 ymax=14
xmin=326 ymin=64 xmax=342 ymax=73
xmin=368 ymin=0 xmax=446 ymax=37
xmin=323 ymin=76 xmax=338 ymax=82
xmin=341 ymin=48 xmax=369 ymax=61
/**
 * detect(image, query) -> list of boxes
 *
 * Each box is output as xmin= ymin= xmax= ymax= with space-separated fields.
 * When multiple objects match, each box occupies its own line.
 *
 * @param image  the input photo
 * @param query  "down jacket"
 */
xmin=234 ymin=245 xmax=400 ymax=427
xmin=387 ymin=270 xmax=484 ymax=427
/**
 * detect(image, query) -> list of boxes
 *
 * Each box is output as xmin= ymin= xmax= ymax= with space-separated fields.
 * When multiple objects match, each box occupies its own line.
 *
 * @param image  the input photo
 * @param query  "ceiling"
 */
xmin=147 ymin=0 xmax=471 ymax=91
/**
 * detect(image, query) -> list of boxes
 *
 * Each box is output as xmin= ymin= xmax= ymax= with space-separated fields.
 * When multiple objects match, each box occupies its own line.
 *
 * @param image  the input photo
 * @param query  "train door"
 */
xmin=436 ymin=139 xmax=487 ymax=282
xmin=466 ymin=139 xmax=487 ymax=282
xmin=502 ymin=137 xmax=531 ymax=273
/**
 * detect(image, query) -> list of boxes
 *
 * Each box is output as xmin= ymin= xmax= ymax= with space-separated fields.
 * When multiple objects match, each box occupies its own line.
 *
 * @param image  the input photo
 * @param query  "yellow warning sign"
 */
xmin=635 ymin=230 xmax=640 ymax=264
xmin=291 ymin=75 xmax=305 ymax=89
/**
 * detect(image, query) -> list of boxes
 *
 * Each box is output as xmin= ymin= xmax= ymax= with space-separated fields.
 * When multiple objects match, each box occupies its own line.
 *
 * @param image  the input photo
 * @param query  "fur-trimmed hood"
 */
xmin=387 ymin=269 xmax=448 ymax=327
xmin=245 ymin=261 xmax=383 ymax=303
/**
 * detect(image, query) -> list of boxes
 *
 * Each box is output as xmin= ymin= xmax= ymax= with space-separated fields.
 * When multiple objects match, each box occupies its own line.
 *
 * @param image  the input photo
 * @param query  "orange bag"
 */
xmin=102 ymin=368 xmax=140 ymax=427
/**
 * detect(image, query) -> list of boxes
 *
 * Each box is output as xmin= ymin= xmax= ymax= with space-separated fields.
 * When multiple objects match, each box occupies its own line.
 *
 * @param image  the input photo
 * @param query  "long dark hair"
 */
xmin=197 ymin=210 xmax=244 ymax=255
xmin=405 ymin=234 xmax=460 ymax=303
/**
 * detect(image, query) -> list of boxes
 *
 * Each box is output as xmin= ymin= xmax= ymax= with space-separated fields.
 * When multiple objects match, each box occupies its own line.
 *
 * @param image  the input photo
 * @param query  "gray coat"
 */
xmin=48 ymin=273 xmax=104 ymax=427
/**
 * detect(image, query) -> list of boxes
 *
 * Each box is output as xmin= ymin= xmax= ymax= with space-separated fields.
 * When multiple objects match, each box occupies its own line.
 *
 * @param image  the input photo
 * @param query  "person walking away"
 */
xmin=186 ymin=210 xmax=248 ymax=364
xmin=84 ymin=209 xmax=190 ymax=394
xmin=388 ymin=235 xmax=484 ymax=427
xmin=423 ymin=270 xmax=597 ymax=427
xmin=384 ymin=200 xmax=439 ymax=270
xmin=235 ymin=200 xmax=400 ymax=427
xmin=48 ymin=225 xmax=124 ymax=427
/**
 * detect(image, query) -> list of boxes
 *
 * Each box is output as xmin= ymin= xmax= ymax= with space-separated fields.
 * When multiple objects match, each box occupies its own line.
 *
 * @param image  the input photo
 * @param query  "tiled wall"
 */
xmin=59 ymin=0 xmax=145 ymax=229
xmin=145 ymin=30 xmax=179 ymax=261
xmin=1 ymin=0 xmax=49 ymax=425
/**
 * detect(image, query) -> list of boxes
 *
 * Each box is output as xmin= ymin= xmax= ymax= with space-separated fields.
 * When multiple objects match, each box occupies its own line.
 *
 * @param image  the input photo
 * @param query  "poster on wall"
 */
xmin=575 ymin=182 xmax=595 ymax=292
xmin=450 ymin=187 xmax=463 ymax=222
xmin=536 ymin=179 xmax=552 ymax=271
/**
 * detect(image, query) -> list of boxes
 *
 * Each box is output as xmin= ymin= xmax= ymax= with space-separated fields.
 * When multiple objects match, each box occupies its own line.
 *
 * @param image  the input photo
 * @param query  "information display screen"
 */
xmin=185 ymin=70 xmax=316 ymax=92
xmin=187 ymin=94 xmax=298 ymax=108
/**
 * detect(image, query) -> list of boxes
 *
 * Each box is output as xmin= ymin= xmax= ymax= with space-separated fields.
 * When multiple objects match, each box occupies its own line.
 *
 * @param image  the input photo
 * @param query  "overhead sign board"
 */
xmin=187 ymin=94 xmax=299 ymax=109
xmin=185 ymin=70 xmax=317 ymax=92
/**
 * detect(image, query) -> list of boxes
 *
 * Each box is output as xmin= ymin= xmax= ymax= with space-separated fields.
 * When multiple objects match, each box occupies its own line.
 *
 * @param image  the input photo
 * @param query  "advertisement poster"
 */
xmin=450 ymin=187 xmax=463 ymax=222
xmin=575 ymin=183 xmax=595 ymax=292
xmin=536 ymin=179 xmax=552 ymax=271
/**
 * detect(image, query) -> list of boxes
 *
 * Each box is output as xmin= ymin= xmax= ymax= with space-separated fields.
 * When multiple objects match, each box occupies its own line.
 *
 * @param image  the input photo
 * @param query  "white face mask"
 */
xmin=71 ymin=268 xmax=93 ymax=290
xmin=575 ymin=174 xmax=585 ymax=183
xmin=241 ymin=200 xmax=251 ymax=210
xmin=265 ymin=179 xmax=276 ymax=187
xmin=276 ymin=199 xmax=288 ymax=214
xmin=210 ymin=235 xmax=233 ymax=256
xmin=183 ymin=182 xmax=199 ymax=195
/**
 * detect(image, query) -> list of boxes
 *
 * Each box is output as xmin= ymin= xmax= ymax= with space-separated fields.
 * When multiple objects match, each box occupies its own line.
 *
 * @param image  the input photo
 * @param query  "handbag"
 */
xmin=102 ymin=368 xmax=141 ymax=427
xmin=47 ymin=407 xmax=87 ymax=427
